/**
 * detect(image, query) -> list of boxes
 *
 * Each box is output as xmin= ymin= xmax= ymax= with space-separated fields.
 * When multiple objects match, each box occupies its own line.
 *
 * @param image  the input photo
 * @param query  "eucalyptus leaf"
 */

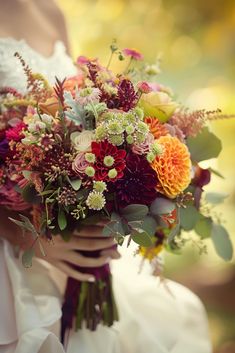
xmin=150 ymin=198 xmax=175 ymax=215
xmin=58 ymin=210 xmax=67 ymax=231
xmin=131 ymin=229 xmax=153 ymax=247
xmin=121 ymin=204 xmax=148 ymax=221
xmin=102 ymin=221 xmax=120 ymax=237
xmin=211 ymin=223 xmax=233 ymax=261
xmin=195 ymin=215 xmax=212 ymax=239
xmin=168 ymin=222 xmax=180 ymax=243
xmin=180 ymin=205 xmax=200 ymax=231
xmin=141 ymin=216 xmax=157 ymax=236
xmin=67 ymin=177 xmax=82 ymax=191
xmin=187 ymin=127 xmax=222 ymax=162
xmin=205 ymin=192 xmax=228 ymax=205
xmin=22 ymin=248 xmax=34 ymax=268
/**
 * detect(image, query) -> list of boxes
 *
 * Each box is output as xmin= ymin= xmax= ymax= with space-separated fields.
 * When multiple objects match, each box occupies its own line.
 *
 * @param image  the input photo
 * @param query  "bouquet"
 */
xmin=0 ymin=44 xmax=233 ymax=338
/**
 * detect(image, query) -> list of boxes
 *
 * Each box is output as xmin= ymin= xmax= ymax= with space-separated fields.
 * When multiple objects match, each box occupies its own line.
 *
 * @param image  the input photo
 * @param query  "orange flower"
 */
xmin=63 ymin=74 xmax=84 ymax=94
xmin=145 ymin=117 xmax=168 ymax=140
xmin=151 ymin=136 xmax=191 ymax=198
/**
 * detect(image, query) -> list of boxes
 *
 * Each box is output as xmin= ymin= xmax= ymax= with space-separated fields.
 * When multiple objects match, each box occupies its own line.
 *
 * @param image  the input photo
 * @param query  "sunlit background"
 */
xmin=57 ymin=0 xmax=235 ymax=351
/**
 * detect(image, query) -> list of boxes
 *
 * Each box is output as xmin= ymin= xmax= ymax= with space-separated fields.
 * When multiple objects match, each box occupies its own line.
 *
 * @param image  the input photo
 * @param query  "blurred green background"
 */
xmin=57 ymin=0 xmax=235 ymax=351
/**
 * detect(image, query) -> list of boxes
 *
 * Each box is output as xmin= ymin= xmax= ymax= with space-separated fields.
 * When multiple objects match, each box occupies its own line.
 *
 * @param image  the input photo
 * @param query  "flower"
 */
xmin=63 ymin=75 xmax=84 ymax=94
xmin=73 ymin=152 xmax=89 ymax=175
xmin=137 ymin=81 xmax=153 ymax=94
xmin=151 ymin=136 xmax=191 ymax=198
xmin=169 ymin=110 xmax=207 ymax=138
xmin=71 ymin=130 xmax=94 ymax=152
xmin=123 ymin=48 xmax=143 ymax=61
xmin=5 ymin=122 xmax=26 ymax=142
xmin=131 ymin=133 xmax=154 ymax=155
xmin=76 ymin=55 xmax=91 ymax=66
xmin=93 ymin=181 xmax=107 ymax=193
xmin=76 ymin=87 xmax=101 ymax=106
xmin=0 ymin=138 xmax=9 ymax=160
xmin=139 ymin=91 xmax=178 ymax=122
xmin=144 ymin=117 xmax=168 ymax=140
xmin=39 ymin=96 xmax=59 ymax=117
xmin=91 ymin=140 xmax=126 ymax=182
xmin=115 ymin=153 xmax=157 ymax=206
xmin=86 ymin=191 xmax=106 ymax=210
xmin=117 ymin=79 xmax=138 ymax=112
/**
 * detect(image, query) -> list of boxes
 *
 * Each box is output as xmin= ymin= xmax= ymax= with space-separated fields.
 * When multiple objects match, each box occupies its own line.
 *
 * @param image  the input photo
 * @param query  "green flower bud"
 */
xmin=125 ymin=125 xmax=135 ymax=134
xmin=103 ymin=155 xmax=115 ymax=167
xmin=85 ymin=153 xmax=96 ymax=163
xmin=126 ymin=135 xmax=134 ymax=144
xmin=108 ymin=168 xmax=118 ymax=179
xmin=147 ymin=152 xmax=155 ymax=163
xmin=85 ymin=166 xmax=95 ymax=177
xmin=93 ymin=181 xmax=107 ymax=193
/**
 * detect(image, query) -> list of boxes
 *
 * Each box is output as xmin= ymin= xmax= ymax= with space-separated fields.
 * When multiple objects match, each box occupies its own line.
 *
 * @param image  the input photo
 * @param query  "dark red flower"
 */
xmin=117 ymin=79 xmax=138 ymax=112
xmin=6 ymin=122 xmax=26 ymax=142
xmin=115 ymin=153 xmax=158 ymax=206
xmin=92 ymin=140 xmax=126 ymax=182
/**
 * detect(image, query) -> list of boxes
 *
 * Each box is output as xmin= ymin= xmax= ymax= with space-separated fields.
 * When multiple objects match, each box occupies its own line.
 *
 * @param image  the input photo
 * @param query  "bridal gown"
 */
xmin=0 ymin=38 xmax=212 ymax=353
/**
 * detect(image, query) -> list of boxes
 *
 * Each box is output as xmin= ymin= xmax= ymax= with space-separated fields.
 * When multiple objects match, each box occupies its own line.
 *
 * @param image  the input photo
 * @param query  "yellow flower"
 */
xmin=139 ymin=91 xmax=178 ymax=122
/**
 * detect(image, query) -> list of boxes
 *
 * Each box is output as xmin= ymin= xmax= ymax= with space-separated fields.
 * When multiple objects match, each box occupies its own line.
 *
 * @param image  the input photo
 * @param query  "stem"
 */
xmin=106 ymin=52 xmax=114 ymax=69
xmin=124 ymin=57 xmax=133 ymax=74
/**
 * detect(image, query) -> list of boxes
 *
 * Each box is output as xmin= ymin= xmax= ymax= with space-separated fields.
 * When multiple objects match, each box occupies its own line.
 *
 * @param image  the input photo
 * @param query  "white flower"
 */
xmin=41 ymin=114 xmax=53 ymax=124
xmin=71 ymin=130 xmax=94 ymax=152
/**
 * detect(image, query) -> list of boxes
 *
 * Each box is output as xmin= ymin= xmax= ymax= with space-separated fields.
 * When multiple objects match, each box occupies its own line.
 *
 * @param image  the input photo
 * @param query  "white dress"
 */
xmin=0 ymin=38 xmax=212 ymax=353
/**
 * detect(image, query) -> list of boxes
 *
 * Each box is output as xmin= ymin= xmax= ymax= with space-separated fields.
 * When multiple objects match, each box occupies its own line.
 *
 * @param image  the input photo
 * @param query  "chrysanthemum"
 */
xmin=91 ymin=140 xmax=126 ymax=182
xmin=144 ymin=117 xmax=168 ymax=140
xmin=115 ymin=153 xmax=157 ymax=206
xmin=151 ymin=136 xmax=191 ymax=198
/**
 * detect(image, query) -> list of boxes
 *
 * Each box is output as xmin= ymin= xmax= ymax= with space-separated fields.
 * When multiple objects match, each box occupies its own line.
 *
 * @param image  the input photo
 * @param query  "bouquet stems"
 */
xmin=61 ymin=255 xmax=119 ymax=342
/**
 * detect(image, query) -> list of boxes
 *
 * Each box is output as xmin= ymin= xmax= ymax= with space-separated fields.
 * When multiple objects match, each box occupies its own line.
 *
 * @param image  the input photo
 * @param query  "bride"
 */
xmin=0 ymin=1 xmax=212 ymax=352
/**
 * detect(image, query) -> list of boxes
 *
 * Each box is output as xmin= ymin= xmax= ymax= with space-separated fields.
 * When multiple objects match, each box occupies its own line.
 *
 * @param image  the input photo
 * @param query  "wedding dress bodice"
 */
xmin=0 ymin=37 xmax=212 ymax=353
xmin=0 ymin=38 xmax=77 ymax=93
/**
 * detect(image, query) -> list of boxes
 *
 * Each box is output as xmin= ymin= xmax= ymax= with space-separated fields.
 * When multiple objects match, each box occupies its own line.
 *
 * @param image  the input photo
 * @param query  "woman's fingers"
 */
xmin=100 ymin=248 xmax=121 ymax=259
xmin=73 ymin=225 xmax=109 ymax=238
xmin=66 ymin=236 xmax=115 ymax=251
xmin=53 ymin=261 xmax=95 ymax=282
xmin=63 ymin=251 xmax=112 ymax=268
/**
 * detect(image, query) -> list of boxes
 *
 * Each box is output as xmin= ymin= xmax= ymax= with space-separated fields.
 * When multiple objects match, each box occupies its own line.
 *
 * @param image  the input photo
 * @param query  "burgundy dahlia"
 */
xmin=115 ymin=153 xmax=157 ymax=206
xmin=92 ymin=140 xmax=126 ymax=182
xmin=6 ymin=122 xmax=26 ymax=142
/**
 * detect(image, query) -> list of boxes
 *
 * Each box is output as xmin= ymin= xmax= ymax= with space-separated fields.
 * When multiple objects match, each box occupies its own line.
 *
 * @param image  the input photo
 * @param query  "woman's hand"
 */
xmin=36 ymin=224 xmax=120 ymax=282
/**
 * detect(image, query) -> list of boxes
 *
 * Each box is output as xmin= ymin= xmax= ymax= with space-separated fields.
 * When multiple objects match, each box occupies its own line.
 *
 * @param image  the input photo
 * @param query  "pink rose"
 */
xmin=131 ymin=133 xmax=155 ymax=155
xmin=73 ymin=152 xmax=89 ymax=175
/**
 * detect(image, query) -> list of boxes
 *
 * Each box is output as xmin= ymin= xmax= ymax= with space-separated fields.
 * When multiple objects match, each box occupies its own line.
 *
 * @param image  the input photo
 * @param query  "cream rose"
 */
xmin=71 ymin=130 xmax=94 ymax=152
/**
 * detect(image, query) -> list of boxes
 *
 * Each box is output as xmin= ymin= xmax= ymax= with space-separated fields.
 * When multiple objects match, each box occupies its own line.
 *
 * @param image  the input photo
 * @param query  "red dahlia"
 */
xmin=92 ymin=140 xmax=126 ymax=182
xmin=115 ymin=153 xmax=157 ymax=206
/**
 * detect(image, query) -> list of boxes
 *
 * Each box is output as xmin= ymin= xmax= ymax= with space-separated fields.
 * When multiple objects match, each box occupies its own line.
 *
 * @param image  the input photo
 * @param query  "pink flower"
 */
xmin=5 ymin=122 xmax=26 ymax=141
xmin=131 ymin=133 xmax=155 ymax=155
xmin=123 ymin=48 xmax=143 ymax=61
xmin=73 ymin=152 xmax=89 ymax=175
xmin=76 ymin=56 xmax=90 ymax=66
xmin=137 ymin=81 xmax=153 ymax=94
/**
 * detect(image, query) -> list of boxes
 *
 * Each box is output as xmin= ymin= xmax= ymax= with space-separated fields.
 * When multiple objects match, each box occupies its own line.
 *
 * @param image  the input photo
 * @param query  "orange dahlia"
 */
xmin=144 ymin=117 xmax=168 ymax=139
xmin=151 ymin=136 xmax=191 ymax=198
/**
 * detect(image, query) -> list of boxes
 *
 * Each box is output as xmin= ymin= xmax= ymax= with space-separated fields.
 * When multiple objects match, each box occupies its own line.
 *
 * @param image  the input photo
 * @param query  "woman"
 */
xmin=0 ymin=1 xmax=212 ymax=352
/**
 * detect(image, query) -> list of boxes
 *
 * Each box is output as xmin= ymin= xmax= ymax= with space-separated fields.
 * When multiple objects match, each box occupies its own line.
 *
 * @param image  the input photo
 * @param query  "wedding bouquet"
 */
xmin=0 ymin=44 xmax=233 ymax=336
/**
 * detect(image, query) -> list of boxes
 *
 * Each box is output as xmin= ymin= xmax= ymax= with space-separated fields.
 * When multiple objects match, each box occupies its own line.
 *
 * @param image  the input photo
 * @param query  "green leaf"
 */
xmin=168 ymin=222 xmax=180 ymax=243
xmin=131 ymin=229 xmax=153 ymax=247
xmin=58 ymin=210 xmax=67 ymax=231
xmin=141 ymin=216 xmax=157 ymax=236
xmin=111 ymin=213 xmax=128 ymax=235
xmin=68 ymin=178 xmax=82 ymax=191
xmin=187 ymin=127 xmax=222 ymax=162
xmin=150 ymin=198 xmax=175 ymax=215
xmin=22 ymin=184 xmax=40 ymax=204
xmin=211 ymin=223 xmax=233 ymax=261
xmin=22 ymin=248 xmax=34 ymax=268
xmin=180 ymin=205 xmax=200 ymax=231
xmin=205 ymin=192 xmax=228 ymax=205
xmin=209 ymin=168 xmax=225 ymax=179
xmin=102 ymin=221 xmax=120 ymax=237
xmin=195 ymin=215 xmax=212 ymax=239
xmin=121 ymin=204 xmax=148 ymax=221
